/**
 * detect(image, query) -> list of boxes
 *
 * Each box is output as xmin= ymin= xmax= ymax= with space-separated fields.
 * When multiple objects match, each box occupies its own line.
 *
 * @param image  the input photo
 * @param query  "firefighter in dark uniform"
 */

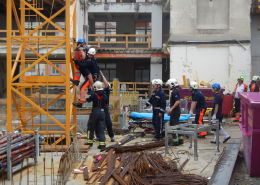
xmin=72 ymin=49 xmax=100 ymax=108
xmin=81 ymin=81 xmax=107 ymax=150
xmin=71 ymin=38 xmax=99 ymax=87
xmin=95 ymin=71 xmax=115 ymax=142
xmin=189 ymin=82 xmax=207 ymax=138
xmin=166 ymin=78 xmax=183 ymax=146
xmin=210 ymin=83 xmax=231 ymax=144
xmin=143 ymin=79 xmax=166 ymax=141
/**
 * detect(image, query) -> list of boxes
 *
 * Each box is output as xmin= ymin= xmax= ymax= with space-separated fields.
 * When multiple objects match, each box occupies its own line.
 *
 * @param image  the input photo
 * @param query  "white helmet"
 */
xmin=151 ymin=79 xmax=163 ymax=86
xmin=166 ymin=78 xmax=178 ymax=89
xmin=88 ymin=48 xmax=96 ymax=55
xmin=256 ymin=77 xmax=260 ymax=82
xmin=252 ymin=76 xmax=259 ymax=81
xmin=188 ymin=81 xmax=198 ymax=89
xmin=93 ymin=81 xmax=103 ymax=91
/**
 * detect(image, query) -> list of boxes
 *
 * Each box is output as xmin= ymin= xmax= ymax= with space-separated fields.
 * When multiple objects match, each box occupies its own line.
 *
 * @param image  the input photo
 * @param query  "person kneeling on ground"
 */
xmin=210 ymin=83 xmax=231 ymax=144
xmin=81 ymin=81 xmax=107 ymax=150
xmin=166 ymin=78 xmax=183 ymax=146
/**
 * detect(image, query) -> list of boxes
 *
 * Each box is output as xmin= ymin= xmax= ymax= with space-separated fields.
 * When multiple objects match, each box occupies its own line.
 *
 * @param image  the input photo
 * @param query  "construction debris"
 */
xmin=85 ymin=151 xmax=209 ymax=184
xmin=101 ymin=134 xmax=141 ymax=152
xmin=113 ymin=138 xmax=172 ymax=153
xmin=113 ymin=129 xmax=131 ymax=135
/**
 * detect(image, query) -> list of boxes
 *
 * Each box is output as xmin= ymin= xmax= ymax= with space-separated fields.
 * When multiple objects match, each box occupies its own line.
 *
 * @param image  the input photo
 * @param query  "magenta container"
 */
xmin=238 ymin=92 xmax=260 ymax=177
xmin=178 ymin=88 xmax=225 ymax=109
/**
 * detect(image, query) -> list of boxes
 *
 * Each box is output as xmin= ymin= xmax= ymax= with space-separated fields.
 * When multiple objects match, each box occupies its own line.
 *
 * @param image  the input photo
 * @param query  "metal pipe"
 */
xmin=194 ymin=124 xmax=198 ymax=161
xmin=7 ymin=136 xmax=12 ymax=180
xmin=35 ymin=130 xmax=39 ymax=165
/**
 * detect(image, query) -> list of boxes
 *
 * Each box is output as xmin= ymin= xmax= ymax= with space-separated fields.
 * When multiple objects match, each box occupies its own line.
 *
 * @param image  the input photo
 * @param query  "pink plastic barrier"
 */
xmin=238 ymin=92 xmax=260 ymax=177
xmin=178 ymin=88 xmax=225 ymax=109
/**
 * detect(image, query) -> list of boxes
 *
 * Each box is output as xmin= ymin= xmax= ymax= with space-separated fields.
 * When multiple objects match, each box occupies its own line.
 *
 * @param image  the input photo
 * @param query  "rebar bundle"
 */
xmin=87 ymin=151 xmax=209 ymax=185
xmin=0 ymin=132 xmax=37 ymax=168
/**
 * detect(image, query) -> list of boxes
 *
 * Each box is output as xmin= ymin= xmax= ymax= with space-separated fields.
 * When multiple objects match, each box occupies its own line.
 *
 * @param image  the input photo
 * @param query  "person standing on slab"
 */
xmin=166 ymin=78 xmax=183 ymax=146
xmin=232 ymin=76 xmax=248 ymax=122
xmin=95 ymin=71 xmax=115 ymax=142
xmin=82 ymin=81 xmax=107 ymax=150
xmin=210 ymin=83 xmax=231 ymax=144
xmin=189 ymin=82 xmax=207 ymax=138
xmin=143 ymin=79 xmax=166 ymax=141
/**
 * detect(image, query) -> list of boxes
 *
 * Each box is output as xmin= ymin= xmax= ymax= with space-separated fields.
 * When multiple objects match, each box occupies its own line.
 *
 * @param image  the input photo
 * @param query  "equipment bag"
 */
xmin=219 ymin=94 xmax=234 ymax=117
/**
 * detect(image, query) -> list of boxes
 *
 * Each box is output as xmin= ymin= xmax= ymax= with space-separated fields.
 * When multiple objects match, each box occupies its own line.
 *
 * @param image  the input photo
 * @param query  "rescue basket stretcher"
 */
xmin=128 ymin=112 xmax=191 ymax=134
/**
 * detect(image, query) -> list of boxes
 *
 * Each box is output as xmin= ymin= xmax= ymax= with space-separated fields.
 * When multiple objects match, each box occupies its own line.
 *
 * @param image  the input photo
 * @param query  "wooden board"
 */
xmin=40 ymin=139 xmax=90 ymax=152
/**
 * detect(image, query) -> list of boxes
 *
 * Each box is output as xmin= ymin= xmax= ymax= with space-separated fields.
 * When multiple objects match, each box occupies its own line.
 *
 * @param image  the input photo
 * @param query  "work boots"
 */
xmin=84 ymin=141 xmax=93 ymax=147
xmin=98 ymin=145 xmax=106 ymax=150
xmin=73 ymin=102 xmax=82 ymax=108
xmin=179 ymin=135 xmax=184 ymax=145
xmin=169 ymin=134 xmax=179 ymax=146
xmin=70 ymin=79 xmax=79 ymax=86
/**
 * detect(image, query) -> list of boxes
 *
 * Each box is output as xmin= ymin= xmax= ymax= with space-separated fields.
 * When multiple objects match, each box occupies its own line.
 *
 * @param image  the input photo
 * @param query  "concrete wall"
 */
xmin=169 ymin=0 xmax=251 ymax=41
xmin=251 ymin=14 xmax=260 ymax=77
xmin=169 ymin=45 xmax=251 ymax=93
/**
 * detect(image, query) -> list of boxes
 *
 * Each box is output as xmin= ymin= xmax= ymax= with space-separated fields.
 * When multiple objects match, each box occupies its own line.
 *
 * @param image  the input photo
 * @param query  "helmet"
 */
xmin=151 ymin=79 xmax=163 ymax=86
xmin=252 ymin=76 xmax=259 ymax=81
xmin=77 ymin=38 xmax=86 ymax=43
xmin=88 ymin=48 xmax=96 ymax=55
xmin=237 ymin=76 xmax=244 ymax=82
xmin=188 ymin=82 xmax=198 ymax=89
xmin=212 ymin=83 xmax=220 ymax=89
xmin=166 ymin=78 xmax=178 ymax=89
xmin=93 ymin=81 xmax=103 ymax=91
xmin=256 ymin=77 xmax=260 ymax=82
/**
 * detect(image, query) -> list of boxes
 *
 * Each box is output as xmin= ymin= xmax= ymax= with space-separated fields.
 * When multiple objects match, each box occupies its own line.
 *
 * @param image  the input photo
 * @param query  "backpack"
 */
xmin=218 ymin=94 xmax=234 ymax=117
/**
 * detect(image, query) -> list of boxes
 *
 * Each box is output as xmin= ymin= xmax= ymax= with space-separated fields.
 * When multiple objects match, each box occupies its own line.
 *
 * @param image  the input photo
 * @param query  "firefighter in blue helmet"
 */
xmin=143 ymin=79 xmax=166 ymax=141
xmin=80 ymin=81 xmax=107 ymax=150
xmin=210 ymin=83 xmax=231 ymax=144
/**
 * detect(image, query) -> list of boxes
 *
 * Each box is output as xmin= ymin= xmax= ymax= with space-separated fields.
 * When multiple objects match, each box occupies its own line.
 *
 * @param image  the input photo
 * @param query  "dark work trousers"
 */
xmin=152 ymin=110 xmax=164 ymax=139
xmin=170 ymin=107 xmax=181 ymax=138
xmin=87 ymin=107 xmax=106 ymax=145
xmin=234 ymin=98 xmax=241 ymax=113
xmin=96 ymin=108 xmax=114 ymax=138
xmin=195 ymin=108 xmax=207 ymax=136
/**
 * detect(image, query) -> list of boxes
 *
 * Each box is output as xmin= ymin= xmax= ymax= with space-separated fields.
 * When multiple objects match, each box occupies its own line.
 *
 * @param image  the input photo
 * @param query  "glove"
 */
xmin=189 ymin=110 xmax=193 ymax=116
xmin=212 ymin=115 xmax=216 ymax=120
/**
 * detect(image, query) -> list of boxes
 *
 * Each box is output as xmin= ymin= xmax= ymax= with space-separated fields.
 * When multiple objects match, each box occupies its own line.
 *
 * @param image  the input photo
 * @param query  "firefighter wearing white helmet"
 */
xmin=73 ymin=47 xmax=100 ymax=108
xmin=79 ymin=80 xmax=107 ymax=150
xmin=189 ymin=82 xmax=207 ymax=138
xmin=143 ymin=79 xmax=166 ymax=141
xmin=248 ymin=76 xmax=260 ymax=92
xmin=166 ymin=78 xmax=183 ymax=146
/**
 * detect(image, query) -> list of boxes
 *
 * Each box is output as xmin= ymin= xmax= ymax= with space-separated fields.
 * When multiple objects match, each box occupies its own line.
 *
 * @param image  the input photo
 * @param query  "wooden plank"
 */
xmin=41 ymin=139 xmax=90 ymax=152
xmin=83 ymin=167 xmax=89 ymax=181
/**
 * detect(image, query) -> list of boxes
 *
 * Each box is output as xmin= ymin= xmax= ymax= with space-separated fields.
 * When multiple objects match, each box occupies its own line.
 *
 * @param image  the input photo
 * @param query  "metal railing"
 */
xmin=88 ymin=34 xmax=151 ymax=49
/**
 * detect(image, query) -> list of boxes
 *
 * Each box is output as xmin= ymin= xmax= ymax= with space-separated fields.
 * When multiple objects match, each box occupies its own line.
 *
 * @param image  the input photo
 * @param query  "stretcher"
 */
xmin=128 ymin=112 xmax=191 ymax=135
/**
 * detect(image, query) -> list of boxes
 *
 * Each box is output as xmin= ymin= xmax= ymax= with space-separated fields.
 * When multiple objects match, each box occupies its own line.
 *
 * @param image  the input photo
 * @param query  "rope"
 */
xmin=44 ymin=0 xmax=55 ymax=145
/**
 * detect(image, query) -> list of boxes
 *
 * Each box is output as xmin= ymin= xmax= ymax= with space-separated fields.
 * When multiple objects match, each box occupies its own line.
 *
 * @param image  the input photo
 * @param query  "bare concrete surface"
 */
xmin=2 ymin=124 xmax=244 ymax=184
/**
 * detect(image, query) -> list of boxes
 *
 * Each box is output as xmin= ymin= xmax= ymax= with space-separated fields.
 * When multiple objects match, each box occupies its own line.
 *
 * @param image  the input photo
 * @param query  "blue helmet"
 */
xmin=212 ymin=83 xmax=220 ymax=89
xmin=77 ymin=38 xmax=86 ymax=43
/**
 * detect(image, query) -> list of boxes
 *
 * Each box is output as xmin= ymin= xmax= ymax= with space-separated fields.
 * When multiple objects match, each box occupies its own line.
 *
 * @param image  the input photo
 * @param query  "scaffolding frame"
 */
xmin=6 ymin=0 xmax=77 ymax=145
